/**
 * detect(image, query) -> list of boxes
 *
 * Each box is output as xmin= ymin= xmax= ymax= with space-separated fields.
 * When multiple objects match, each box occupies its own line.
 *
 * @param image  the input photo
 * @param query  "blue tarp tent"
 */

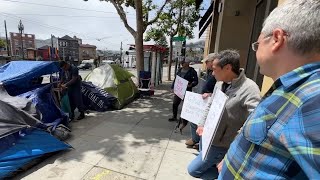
xmin=0 ymin=99 xmax=71 ymax=179
xmin=0 ymin=61 xmax=59 ymax=96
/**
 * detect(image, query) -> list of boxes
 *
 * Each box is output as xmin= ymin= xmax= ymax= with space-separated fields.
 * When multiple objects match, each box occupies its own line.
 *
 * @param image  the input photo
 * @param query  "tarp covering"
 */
xmin=0 ymin=99 xmax=41 ymax=139
xmin=20 ymin=84 xmax=69 ymax=127
xmin=0 ymin=129 xmax=71 ymax=179
xmin=81 ymin=82 xmax=117 ymax=111
xmin=0 ymin=61 xmax=59 ymax=95
xmin=84 ymin=64 xmax=138 ymax=109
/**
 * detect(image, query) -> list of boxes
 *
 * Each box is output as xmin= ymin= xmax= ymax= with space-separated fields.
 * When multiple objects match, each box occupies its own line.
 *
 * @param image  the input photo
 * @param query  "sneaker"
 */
xmin=185 ymin=138 xmax=195 ymax=146
xmin=168 ymin=117 xmax=177 ymax=122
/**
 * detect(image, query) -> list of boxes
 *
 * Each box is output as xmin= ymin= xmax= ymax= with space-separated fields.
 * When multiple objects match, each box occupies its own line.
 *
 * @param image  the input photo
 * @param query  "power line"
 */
xmin=0 ymin=12 xmax=98 ymax=40
xmin=0 ymin=0 xmax=134 ymax=15
xmin=2 ymin=13 xmax=127 ymax=19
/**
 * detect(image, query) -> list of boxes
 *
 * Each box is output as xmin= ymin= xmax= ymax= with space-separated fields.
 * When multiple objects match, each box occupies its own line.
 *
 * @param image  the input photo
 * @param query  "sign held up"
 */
xmin=174 ymin=76 xmax=188 ymax=99
xmin=202 ymin=88 xmax=228 ymax=161
xmin=181 ymin=91 xmax=211 ymax=125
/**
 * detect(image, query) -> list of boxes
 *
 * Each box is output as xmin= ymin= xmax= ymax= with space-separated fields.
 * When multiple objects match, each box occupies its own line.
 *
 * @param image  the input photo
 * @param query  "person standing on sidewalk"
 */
xmin=185 ymin=53 xmax=218 ymax=149
xmin=59 ymin=61 xmax=85 ymax=121
xmin=187 ymin=50 xmax=261 ymax=179
xmin=169 ymin=58 xmax=198 ymax=122
xmin=218 ymin=1 xmax=320 ymax=179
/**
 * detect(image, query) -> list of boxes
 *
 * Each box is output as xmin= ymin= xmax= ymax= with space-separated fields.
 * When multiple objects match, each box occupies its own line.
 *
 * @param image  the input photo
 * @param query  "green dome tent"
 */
xmin=84 ymin=64 xmax=138 ymax=109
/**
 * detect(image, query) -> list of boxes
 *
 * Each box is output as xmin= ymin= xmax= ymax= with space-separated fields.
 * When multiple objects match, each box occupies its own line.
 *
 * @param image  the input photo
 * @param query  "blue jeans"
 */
xmin=190 ymin=123 xmax=200 ymax=143
xmin=188 ymin=140 xmax=228 ymax=180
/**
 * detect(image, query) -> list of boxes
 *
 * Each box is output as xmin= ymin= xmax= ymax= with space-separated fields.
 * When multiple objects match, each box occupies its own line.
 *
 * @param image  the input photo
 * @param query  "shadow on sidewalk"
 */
xmin=14 ymin=82 xmax=195 ymax=179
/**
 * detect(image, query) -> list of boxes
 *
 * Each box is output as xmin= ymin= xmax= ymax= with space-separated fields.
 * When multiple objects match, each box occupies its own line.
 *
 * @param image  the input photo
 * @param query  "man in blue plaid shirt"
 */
xmin=217 ymin=0 xmax=320 ymax=179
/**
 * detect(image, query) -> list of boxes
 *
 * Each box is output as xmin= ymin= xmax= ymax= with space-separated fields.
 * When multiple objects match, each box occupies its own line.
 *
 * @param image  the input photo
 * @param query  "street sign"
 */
xmin=173 ymin=36 xmax=186 ymax=42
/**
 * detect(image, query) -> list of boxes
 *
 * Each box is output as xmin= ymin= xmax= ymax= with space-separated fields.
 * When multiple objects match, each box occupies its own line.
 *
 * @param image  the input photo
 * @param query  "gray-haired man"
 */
xmin=218 ymin=1 xmax=320 ymax=179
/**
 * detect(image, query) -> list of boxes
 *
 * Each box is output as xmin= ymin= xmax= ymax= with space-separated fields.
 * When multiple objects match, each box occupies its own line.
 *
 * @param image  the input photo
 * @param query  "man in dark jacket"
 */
xmin=169 ymin=58 xmax=198 ymax=122
xmin=185 ymin=53 xmax=218 ymax=149
xmin=59 ymin=61 xmax=85 ymax=121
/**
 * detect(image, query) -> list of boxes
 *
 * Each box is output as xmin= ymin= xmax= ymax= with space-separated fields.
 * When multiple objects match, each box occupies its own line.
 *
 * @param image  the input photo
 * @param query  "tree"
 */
xmin=145 ymin=0 xmax=200 ymax=81
xmin=144 ymin=28 xmax=168 ymax=47
xmin=84 ymin=0 xmax=170 ymax=78
xmin=0 ymin=39 xmax=6 ymax=48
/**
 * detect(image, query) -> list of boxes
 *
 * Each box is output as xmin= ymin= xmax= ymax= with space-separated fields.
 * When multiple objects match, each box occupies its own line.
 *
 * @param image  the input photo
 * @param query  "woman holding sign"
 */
xmin=169 ymin=58 xmax=198 ymax=122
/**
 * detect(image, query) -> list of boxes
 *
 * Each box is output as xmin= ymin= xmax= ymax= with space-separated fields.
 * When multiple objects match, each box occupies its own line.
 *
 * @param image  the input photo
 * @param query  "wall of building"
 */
xmin=58 ymin=39 xmax=80 ymax=64
xmin=10 ymin=32 xmax=35 ymax=58
xmin=214 ymin=0 xmax=256 ymax=68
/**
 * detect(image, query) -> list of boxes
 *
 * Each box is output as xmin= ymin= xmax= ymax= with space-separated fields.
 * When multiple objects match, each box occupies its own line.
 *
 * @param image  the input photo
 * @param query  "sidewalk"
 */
xmin=14 ymin=82 xmax=198 ymax=180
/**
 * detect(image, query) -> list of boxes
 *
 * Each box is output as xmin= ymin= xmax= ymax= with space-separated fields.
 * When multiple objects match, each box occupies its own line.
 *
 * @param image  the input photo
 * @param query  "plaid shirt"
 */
xmin=219 ymin=63 xmax=320 ymax=179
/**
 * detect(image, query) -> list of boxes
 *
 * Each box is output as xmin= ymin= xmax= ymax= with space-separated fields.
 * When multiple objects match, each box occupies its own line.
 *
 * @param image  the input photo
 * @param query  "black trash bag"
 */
xmin=81 ymin=82 xmax=117 ymax=112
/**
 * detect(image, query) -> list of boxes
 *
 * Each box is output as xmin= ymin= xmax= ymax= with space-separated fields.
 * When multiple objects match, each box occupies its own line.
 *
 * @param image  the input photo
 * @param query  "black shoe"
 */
xmin=77 ymin=113 xmax=85 ymax=120
xmin=168 ymin=117 xmax=177 ymax=122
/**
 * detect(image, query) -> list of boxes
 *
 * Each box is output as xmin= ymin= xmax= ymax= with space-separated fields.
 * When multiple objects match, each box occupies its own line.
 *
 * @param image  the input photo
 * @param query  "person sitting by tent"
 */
xmin=59 ymin=61 xmax=85 ymax=121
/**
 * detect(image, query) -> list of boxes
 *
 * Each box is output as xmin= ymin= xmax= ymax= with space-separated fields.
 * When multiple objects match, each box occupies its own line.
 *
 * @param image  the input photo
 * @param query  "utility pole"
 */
xmin=4 ymin=20 xmax=10 ymax=58
xmin=18 ymin=20 xmax=24 ymax=60
xmin=120 ymin=41 xmax=123 ymax=64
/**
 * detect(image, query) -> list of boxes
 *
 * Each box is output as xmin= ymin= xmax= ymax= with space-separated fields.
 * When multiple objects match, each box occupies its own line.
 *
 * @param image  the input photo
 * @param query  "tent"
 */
xmin=0 ymin=61 xmax=60 ymax=96
xmin=84 ymin=64 xmax=138 ymax=109
xmin=0 ymin=99 xmax=71 ymax=179
xmin=0 ymin=61 xmax=69 ymax=130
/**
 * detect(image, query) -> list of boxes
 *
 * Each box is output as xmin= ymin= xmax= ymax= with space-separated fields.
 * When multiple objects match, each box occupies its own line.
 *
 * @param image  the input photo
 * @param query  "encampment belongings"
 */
xmin=19 ymin=84 xmax=70 ymax=138
xmin=84 ymin=64 xmax=138 ymax=109
xmin=0 ymin=61 xmax=69 ymax=138
xmin=138 ymin=71 xmax=154 ymax=96
xmin=81 ymin=82 xmax=117 ymax=112
xmin=0 ymin=100 xmax=71 ymax=179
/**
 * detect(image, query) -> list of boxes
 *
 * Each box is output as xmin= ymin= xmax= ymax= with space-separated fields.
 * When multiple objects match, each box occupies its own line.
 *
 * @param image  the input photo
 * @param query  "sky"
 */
xmin=0 ymin=0 xmax=211 ymax=51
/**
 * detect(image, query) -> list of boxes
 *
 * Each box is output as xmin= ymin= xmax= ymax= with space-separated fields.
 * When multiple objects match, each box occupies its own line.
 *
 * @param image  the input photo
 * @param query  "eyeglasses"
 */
xmin=252 ymin=31 xmax=289 ymax=51
xmin=251 ymin=36 xmax=271 ymax=51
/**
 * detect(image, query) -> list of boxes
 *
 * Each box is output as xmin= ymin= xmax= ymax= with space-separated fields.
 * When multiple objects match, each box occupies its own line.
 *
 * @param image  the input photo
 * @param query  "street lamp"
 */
xmin=18 ymin=20 xmax=24 ymax=59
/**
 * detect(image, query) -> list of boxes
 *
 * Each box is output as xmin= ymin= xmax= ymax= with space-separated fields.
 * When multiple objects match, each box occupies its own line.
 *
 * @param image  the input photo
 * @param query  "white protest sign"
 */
xmin=202 ymin=88 xmax=228 ymax=161
xmin=174 ymin=75 xmax=188 ymax=99
xmin=181 ymin=91 xmax=211 ymax=124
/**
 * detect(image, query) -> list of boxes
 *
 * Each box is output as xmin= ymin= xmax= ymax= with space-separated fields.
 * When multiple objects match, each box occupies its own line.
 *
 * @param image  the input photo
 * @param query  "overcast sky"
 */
xmin=0 ymin=0 xmax=210 ymax=51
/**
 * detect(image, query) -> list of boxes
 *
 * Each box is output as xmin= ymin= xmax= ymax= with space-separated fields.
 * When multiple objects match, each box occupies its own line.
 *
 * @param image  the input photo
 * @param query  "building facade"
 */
xmin=79 ymin=44 xmax=96 ymax=62
xmin=10 ymin=32 xmax=35 ymax=59
xmin=58 ymin=35 xmax=80 ymax=65
xmin=197 ymin=0 xmax=282 ymax=95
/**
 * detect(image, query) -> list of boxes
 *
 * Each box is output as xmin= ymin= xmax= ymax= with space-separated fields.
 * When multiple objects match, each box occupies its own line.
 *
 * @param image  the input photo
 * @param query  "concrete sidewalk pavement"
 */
xmin=14 ymin=82 xmax=198 ymax=180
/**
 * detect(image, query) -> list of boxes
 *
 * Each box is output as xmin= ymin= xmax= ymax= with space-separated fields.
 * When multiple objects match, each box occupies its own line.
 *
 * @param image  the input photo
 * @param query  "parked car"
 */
xmin=101 ymin=60 xmax=115 ymax=65
xmin=78 ymin=63 xmax=92 ymax=70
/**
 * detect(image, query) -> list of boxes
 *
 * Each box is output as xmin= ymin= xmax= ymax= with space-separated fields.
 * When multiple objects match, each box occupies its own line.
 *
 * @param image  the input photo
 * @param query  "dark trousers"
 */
xmin=68 ymin=86 xmax=84 ymax=118
xmin=172 ymin=95 xmax=182 ymax=119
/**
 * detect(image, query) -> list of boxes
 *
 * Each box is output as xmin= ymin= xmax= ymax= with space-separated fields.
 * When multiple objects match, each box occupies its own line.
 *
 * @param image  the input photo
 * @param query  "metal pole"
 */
xmin=4 ymin=20 xmax=10 ymax=57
